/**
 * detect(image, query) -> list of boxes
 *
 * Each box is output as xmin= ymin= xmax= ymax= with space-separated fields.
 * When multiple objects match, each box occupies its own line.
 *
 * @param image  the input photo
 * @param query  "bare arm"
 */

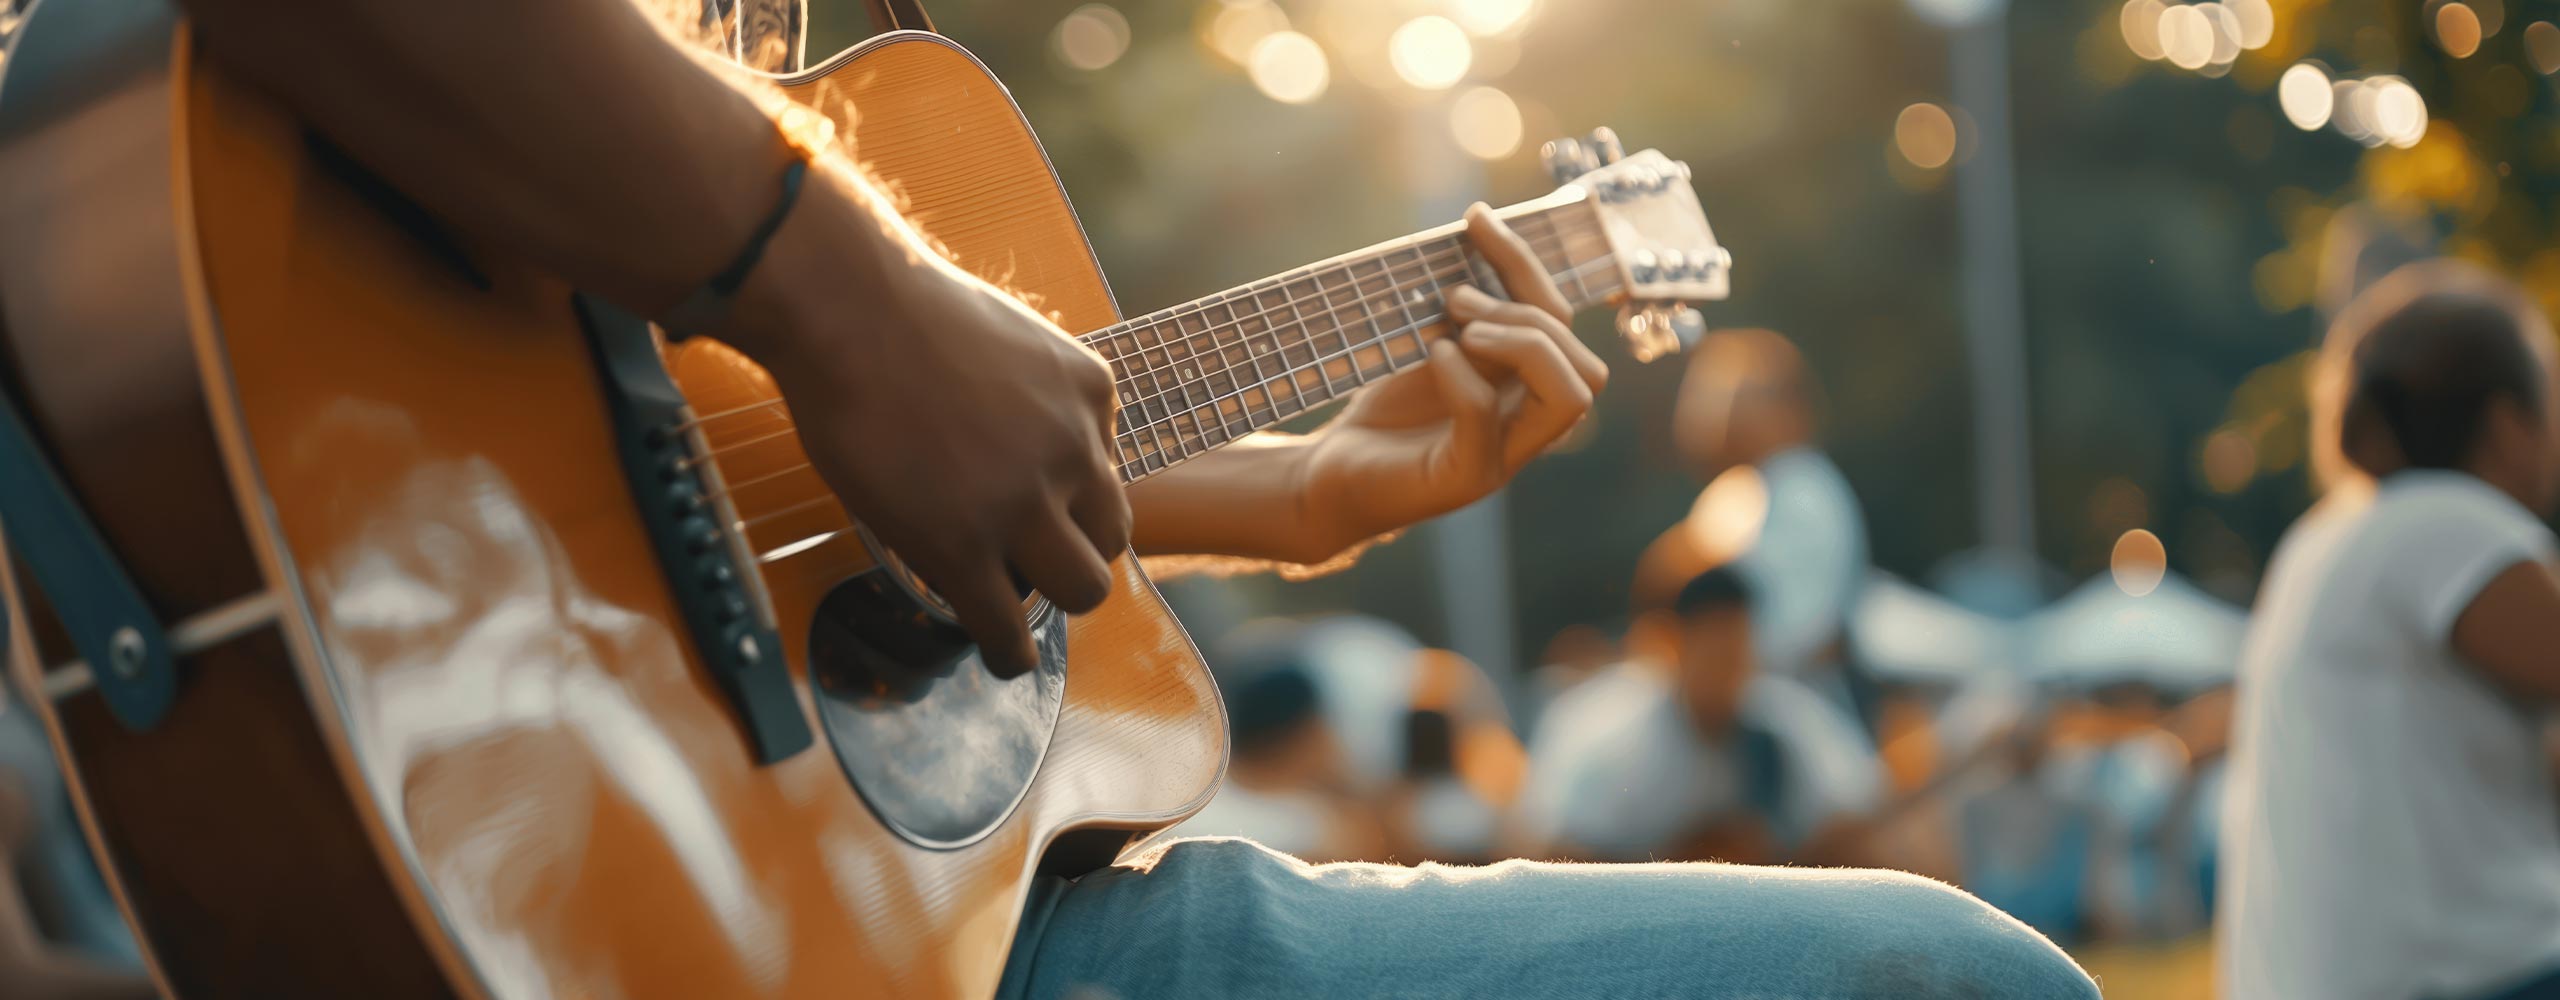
xmin=2451 ymin=559 xmax=2560 ymax=702
xmin=176 ymin=0 xmax=1127 ymax=670
xmin=1128 ymin=206 xmax=1605 ymax=570
xmin=178 ymin=0 xmax=804 ymax=318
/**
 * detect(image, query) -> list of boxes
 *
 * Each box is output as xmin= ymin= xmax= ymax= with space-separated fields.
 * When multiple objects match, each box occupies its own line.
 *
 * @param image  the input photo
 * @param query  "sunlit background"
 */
xmin=790 ymin=0 xmax=2550 ymax=994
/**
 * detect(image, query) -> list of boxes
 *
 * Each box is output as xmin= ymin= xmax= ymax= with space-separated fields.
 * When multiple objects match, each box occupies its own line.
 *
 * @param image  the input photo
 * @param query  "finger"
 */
xmin=1012 ymin=500 xmax=1114 ymax=615
xmin=928 ymin=551 xmax=1041 ymax=676
xmin=1447 ymin=289 xmax=1607 ymax=394
xmin=1069 ymin=449 xmax=1134 ymax=565
xmin=1455 ymin=322 xmax=1594 ymax=470
xmin=1464 ymin=203 xmax=1572 ymax=325
xmin=1426 ymin=338 xmax=1503 ymax=484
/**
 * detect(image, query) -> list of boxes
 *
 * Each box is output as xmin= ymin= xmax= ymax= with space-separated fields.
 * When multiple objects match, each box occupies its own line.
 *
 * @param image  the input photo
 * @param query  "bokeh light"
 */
xmin=1448 ymin=0 xmax=1536 ymax=37
xmin=2435 ymin=2 xmax=2484 ymax=58
xmin=2199 ymin=3 xmax=2243 ymax=71
xmin=1449 ymin=86 xmax=1524 ymax=160
xmin=1206 ymin=0 xmax=1289 ymax=66
xmin=1686 ymin=466 xmax=1770 ymax=564
xmin=2368 ymin=76 xmax=2429 ymax=148
xmin=2202 ymin=428 xmax=2258 ymax=493
xmin=2159 ymin=4 xmax=2214 ymax=70
xmin=2527 ymin=21 xmax=2560 ymax=73
xmin=1894 ymin=102 xmax=1958 ymax=169
xmin=1054 ymin=4 xmax=1132 ymax=71
xmin=1388 ymin=16 xmax=1474 ymax=91
xmin=2121 ymin=0 xmax=2167 ymax=60
xmin=2111 ymin=529 xmax=2169 ymax=597
xmin=2278 ymin=62 xmax=2334 ymax=130
xmin=1249 ymin=30 xmax=1330 ymax=104
xmin=2228 ymin=0 xmax=2275 ymax=49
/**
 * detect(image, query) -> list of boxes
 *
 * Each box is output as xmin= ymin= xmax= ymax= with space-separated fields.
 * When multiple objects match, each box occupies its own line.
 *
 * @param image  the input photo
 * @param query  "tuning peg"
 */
xmin=1587 ymin=127 xmax=1624 ymax=165
xmin=1541 ymin=137 xmax=1590 ymax=185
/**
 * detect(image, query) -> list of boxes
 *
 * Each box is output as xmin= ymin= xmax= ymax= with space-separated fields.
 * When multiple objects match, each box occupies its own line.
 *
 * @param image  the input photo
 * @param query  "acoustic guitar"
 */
xmin=0 ymin=1 xmax=1729 ymax=996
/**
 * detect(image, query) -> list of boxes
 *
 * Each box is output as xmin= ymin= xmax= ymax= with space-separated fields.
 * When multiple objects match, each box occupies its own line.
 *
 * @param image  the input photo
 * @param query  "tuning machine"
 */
xmin=1615 ymin=302 xmax=1707 ymax=364
xmin=1542 ymin=127 xmax=1631 ymax=186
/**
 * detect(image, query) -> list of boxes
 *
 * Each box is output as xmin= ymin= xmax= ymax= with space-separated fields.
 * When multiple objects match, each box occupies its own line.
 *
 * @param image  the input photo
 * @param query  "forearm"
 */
xmin=1126 ymin=433 xmax=1328 ymax=563
xmin=178 ymin=0 xmax=851 ymax=320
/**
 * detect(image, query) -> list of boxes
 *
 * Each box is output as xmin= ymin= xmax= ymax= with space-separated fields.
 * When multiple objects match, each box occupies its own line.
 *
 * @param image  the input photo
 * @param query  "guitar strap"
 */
xmin=0 ymin=371 xmax=177 ymax=731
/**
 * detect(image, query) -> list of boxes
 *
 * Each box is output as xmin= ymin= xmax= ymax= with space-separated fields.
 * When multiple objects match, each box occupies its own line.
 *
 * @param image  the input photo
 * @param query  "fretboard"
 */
xmin=1083 ymin=191 xmax=1617 ymax=483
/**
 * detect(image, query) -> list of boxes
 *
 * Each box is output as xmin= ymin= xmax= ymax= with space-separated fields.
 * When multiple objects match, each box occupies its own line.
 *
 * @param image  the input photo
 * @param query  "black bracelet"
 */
xmin=657 ymin=157 xmax=810 ymax=340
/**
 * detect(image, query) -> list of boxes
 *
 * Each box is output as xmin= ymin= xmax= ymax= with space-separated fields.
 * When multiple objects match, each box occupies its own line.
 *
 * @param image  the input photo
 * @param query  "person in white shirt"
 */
xmin=2220 ymin=260 xmax=2560 ymax=1000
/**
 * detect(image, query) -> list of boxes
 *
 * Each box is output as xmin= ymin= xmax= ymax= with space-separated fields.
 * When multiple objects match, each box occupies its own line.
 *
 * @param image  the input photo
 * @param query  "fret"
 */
xmin=1388 ymin=241 xmax=1437 ymax=365
xmin=1132 ymin=321 xmax=1184 ymax=465
xmin=1161 ymin=308 xmax=1212 ymax=460
xmin=1174 ymin=308 xmax=1240 ymax=447
xmin=1316 ymin=262 xmax=1379 ymax=388
xmin=1097 ymin=199 xmax=1615 ymax=484
xmin=1279 ymin=271 xmax=1338 ymax=407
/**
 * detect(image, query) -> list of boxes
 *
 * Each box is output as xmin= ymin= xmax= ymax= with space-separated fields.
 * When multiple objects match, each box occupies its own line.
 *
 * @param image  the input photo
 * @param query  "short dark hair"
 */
xmin=2333 ymin=262 xmax=2546 ymax=476
xmin=1674 ymin=566 xmax=1754 ymax=619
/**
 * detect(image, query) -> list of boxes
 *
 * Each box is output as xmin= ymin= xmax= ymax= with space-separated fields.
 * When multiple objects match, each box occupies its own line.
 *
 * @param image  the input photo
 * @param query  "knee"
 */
xmin=1837 ymin=870 xmax=2099 ymax=1000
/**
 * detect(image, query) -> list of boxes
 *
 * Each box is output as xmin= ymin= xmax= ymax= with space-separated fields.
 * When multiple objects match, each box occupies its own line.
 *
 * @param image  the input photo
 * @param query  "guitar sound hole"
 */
xmin=805 ymin=569 xmax=1067 ymax=849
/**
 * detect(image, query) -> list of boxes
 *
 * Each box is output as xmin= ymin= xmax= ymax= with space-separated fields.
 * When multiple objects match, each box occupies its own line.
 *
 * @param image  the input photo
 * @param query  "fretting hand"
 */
xmin=1289 ymin=204 xmax=1610 ymax=555
xmin=1124 ymin=204 xmax=1607 ymax=567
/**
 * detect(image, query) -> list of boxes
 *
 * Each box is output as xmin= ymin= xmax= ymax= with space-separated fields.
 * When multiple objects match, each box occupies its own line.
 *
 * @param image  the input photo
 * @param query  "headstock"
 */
xmin=1542 ymin=127 xmax=1730 ymax=363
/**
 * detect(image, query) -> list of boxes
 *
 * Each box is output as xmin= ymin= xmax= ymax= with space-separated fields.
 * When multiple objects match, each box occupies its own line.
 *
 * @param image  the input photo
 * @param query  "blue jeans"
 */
xmin=998 ymin=838 xmax=2098 ymax=999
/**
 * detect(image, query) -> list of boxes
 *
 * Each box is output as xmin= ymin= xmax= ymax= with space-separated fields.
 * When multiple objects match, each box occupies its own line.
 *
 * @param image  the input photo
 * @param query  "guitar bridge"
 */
xmin=575 ymin=295 xmax=811 ymax=764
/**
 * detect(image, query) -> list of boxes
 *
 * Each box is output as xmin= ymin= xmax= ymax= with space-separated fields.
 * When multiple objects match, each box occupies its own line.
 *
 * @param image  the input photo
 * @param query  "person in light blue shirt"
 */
xmin=1519 ymin=568 xmax=1884 ymax=864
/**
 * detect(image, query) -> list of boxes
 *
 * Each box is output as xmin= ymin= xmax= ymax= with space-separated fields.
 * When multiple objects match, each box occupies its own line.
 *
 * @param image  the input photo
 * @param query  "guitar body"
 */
xmin=0 ymin=2 xmax=1223 ymax=997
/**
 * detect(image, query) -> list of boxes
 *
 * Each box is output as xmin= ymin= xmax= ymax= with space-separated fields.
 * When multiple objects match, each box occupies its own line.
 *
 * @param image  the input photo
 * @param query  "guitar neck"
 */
xmin=1083 ymin=190 xmax=1619 ymax=483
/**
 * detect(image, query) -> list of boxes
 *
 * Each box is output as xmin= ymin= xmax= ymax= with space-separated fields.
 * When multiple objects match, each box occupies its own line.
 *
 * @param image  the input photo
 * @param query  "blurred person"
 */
xmin=1519 ymin=567 xmax=1884 ymax=865
xmin=1525 ymin=623 xmax=1619 ymax=718
xmin=1653 ymin=328 xmax=1877 ymax=730
xmin=2222 ymin=261 xmax=2560 ymax=1000
xmin=47 ymin=1 xmax=2107 ymax=995
xmin=1166 ymin=647 xmax=1381 ymax=862
xmin=1380 ymin=650 xmax=1530 ymax=863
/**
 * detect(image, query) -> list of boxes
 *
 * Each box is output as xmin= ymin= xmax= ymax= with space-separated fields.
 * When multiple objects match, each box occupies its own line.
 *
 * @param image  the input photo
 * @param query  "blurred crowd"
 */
xmin=1164 ymin=316 xmax=2257 ymax=964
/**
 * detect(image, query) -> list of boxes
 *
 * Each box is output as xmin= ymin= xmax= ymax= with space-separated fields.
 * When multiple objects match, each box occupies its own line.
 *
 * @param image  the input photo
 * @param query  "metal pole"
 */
xmin=1411 ymin=106 xmax=1519 ymax=681
xmin=1951 ymin=13 xmax=2036 ymax=567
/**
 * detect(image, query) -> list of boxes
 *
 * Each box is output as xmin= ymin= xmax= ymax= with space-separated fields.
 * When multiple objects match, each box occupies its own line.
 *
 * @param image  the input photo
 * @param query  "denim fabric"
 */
xmin=998 ymin=837 xmax=2098 ymax=999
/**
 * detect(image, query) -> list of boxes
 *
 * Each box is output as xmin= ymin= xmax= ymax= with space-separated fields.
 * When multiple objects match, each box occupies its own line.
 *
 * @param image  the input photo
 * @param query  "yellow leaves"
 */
xmin=2359 ymin=123 xmax=2493 ymax=219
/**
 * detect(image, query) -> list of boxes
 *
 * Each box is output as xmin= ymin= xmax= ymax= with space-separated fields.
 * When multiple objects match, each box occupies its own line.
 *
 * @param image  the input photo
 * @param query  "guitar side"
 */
xmin=0 ymin=5 xmax=1224 ymax=997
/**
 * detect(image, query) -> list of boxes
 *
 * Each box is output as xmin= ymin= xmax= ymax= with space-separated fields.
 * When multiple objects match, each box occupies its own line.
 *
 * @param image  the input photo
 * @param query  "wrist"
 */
xmin=716 ymin=159 xmax=921 ymax=368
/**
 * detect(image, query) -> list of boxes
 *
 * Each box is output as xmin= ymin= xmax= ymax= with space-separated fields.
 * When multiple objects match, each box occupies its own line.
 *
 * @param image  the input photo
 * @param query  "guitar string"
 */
xmin=1084 ymin=211 xmax=1591 ymax=398
xmin=1109 ymin=216 xmax=1606 ymax=442
xmin=705 ymin=249 xmax=1618 ymax=517
xmin=1112 ymin=251 xmax=1619 ymax=463
xmin=729 ymin=251 xmax=1621 ymax=536
xmin=679 ymin=230 xmax=1580 ymax=470
xmin=672 ymin=208 xmax=1593 ymax=438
